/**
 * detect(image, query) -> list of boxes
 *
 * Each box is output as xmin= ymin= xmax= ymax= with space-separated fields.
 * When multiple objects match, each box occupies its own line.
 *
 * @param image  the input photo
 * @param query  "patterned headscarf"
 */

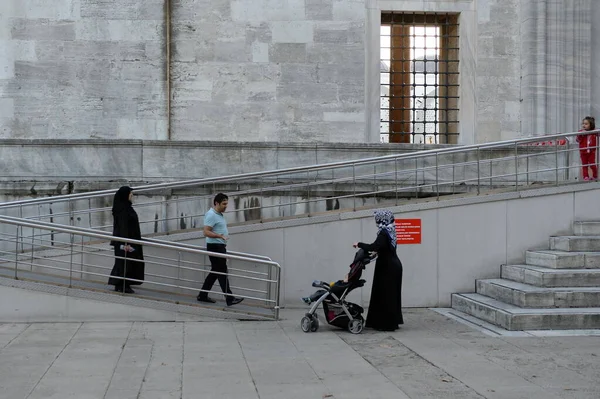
xmin=374 ymin=209 xmax=397 ymax=248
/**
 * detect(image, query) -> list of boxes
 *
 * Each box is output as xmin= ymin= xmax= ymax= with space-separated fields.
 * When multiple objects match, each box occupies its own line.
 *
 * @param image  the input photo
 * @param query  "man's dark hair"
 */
xmin=213 ymin=193 xmax=228 ymax=205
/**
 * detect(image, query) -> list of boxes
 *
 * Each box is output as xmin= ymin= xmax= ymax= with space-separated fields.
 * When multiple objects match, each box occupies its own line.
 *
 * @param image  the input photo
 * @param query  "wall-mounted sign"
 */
xmin=395 ymin=219 xmax=421 ymax=244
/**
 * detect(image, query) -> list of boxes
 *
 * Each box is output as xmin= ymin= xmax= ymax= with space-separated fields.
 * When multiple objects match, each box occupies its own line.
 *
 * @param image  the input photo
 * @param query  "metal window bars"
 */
xmin=380 ymin=12 xmax=460 ymax=144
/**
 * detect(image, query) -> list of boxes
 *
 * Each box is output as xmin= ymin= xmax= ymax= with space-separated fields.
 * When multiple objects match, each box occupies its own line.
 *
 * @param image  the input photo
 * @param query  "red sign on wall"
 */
xmin=395 ymin=219 xmax=422 ymax=244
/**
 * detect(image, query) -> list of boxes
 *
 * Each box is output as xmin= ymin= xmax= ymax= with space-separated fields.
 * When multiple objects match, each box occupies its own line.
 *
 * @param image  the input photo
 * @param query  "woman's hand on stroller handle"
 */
xmin=352 ymin=242 xmax=358 ymax=248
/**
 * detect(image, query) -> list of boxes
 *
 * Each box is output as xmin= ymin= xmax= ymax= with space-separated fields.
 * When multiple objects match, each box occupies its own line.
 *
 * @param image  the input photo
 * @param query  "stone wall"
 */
xmin=0 ymin=0 xmax=597 ymax=146
xmin=0 ymin=0 xmax=168 ymax=139
xmin=170 ymin=0 xmax=367 ymax=142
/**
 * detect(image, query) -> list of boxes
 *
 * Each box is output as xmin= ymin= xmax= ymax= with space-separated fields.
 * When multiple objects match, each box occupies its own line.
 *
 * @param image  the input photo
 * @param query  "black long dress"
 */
xmin=358 ymin=231 xmax=404 ymax=331
xmin=108 ymin=206 xmax=145 ymax=288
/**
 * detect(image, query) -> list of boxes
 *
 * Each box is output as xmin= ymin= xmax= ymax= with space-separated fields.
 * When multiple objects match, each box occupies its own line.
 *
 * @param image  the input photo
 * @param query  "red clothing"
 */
xmin=576 ymin=129 xmax=598 ymax=153
xmin=581 ymin=151 xmax=598 ymax=179
xmin=577 ymin=129 xmax=598 ymax=179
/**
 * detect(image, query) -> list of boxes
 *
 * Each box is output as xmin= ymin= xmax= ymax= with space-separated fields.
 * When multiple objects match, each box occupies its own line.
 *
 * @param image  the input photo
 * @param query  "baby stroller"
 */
xmin=300 ymin=248 xmax=376 ymax=334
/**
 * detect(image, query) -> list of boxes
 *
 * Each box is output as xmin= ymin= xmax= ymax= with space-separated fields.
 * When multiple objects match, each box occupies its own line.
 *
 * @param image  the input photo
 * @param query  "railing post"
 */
xmin=177 ymin=251 xmax=182 ymax=293
xmin=526 ymin=144 xmax=530 ymax=186
xmin=414 ymin=158 xmax=418 ymax=199
xmin=476 ymin=147 xmax=481 ymax=195
xmin=259 ymin=176 xmax=264 ymax=223
xmin=555 ymin=138 xmax=559 ymax=186
xmin=489 ymin=156 xmax=493 ymax=188
xmin=435 ymin=152 xmax=439 ymax=200
xmin=266 ymin=263 xmax=272 ymax=307
xmin=352 ymin=164 xmax=356 ymax=211
xmin=515 ymin=141 xmax=519 ymax=191
xmin=395 ymin=158 xmax=399 ymax=205
xmin=306 ymin=171 xmax=311 ymax=216
xmin=274 ymin=266 xmax=281 ymax=320
xmin=88 ymin=198 xmax=92 ymax=229
xmin=122 ymin=243 xmax=128 ymax=292
xmin=14 ymin=226 xmax=19 ymax=280
xmin=69 ymin=233 xmax=74 ymax=288
xmin=30 ymin=227 xmax=35 ymax=271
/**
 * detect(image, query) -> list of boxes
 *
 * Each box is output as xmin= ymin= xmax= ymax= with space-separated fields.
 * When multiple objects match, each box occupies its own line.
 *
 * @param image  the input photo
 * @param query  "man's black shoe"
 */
xmin=197 ymin=296 xmax=216 ymax=304
xmin=227 ymin=297 xmax=244 ymax=306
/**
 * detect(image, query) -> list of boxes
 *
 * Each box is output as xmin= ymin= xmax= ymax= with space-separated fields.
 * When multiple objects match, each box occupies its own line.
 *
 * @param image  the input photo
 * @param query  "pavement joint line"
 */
xmin=233 ymin=323 xmax=261 ymax=399
xmin=102 ymin=322 xmax=135 ymax=399
xmin=137 ymin=324 xmax=157 ymax=398
xmin=336 ymin=333 xmax=414 ymax=399
xmin=25 ymin=322 xmax=83 ymax=399
xmin=0 ymin=323 xmax=31 ymax=351
xmin=277 ymin=319 xmax=333 ymax=394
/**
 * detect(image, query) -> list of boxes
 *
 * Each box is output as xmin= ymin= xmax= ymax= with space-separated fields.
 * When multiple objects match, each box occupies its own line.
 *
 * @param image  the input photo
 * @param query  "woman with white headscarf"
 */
xmin=353 ymin=209 xmax=403 ymax=331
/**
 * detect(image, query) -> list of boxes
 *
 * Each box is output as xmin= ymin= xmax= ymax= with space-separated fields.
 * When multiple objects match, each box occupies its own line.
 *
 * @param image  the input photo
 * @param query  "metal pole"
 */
xmin=88 ymin=198 xmax=92 ymax=229
xmin=476 ymin=147 xmax=481 ymax=195
xmin=306 ymin=171 xmax=311 ymax=216
xmin=259 ymin=176 xmax=264 ymax=222
xmin=514 ymin=142 xmax=519 ymax=191
xmin=395 ymin=158 xmax=399 ymax=205
xmin=30 ymin=227 xmax=35 ymax=271
xmin=555 ymin=139 xmax=559 ymax=186
xmin=122 ymin=243 xmax=128 ymax=292
xmin=274 ymin=266 xmax=281 ymax=320
xmin=526 ymin=144 xmax=530 ymax=186
xmin=435 ymin=153 xmax=439 ymax=200
xmin=266 ymin=263 xmax=272 ymax=307
xmin=414 ymin=158 xmax=419 ymax=199
xmin=14 ymin=226 xmax=19 ymax=280
xmin=489 ymin=156 xmax=493 ymax=188
xmin=352 ymin=164 xmax=356 ymax=211
xmin=68 ymin=233 xmax=74 ymax=288
xmin=177 ymin=251 xmax=182 ymax=293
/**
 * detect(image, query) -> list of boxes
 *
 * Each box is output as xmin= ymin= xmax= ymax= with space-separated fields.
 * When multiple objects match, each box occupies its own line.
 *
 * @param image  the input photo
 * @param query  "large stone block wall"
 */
xmin=170 ymin=0 xmax=367 ymax=142
xmin=0 ymin=0 xmax=168 ymax=139
xmin=0 ymin=0 xmax=597 ymax=145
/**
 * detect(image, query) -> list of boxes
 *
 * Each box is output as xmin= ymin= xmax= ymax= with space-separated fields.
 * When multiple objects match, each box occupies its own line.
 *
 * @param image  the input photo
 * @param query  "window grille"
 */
xmin=380 ymin=12 xmax=460 ymax=144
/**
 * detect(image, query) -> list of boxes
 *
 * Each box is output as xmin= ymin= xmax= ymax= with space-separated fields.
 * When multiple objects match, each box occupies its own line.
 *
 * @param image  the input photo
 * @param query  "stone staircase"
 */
xmin=452 ymin=221 xmax=600 ymax=331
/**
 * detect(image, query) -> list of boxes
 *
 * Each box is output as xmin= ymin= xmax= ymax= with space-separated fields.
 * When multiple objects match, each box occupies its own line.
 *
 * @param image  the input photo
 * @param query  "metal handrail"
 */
xmin=0 ymin=214 xmax=282 ymax=319
xmin=0 ymin=129 xmax=593 ymax=209
xmin=0 ymin=215 xmax=279 ymax=266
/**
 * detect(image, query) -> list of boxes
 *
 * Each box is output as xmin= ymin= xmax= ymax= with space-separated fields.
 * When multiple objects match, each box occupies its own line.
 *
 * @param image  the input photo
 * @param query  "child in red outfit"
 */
xmin=576 ymin=116 xmax=598 ymax=181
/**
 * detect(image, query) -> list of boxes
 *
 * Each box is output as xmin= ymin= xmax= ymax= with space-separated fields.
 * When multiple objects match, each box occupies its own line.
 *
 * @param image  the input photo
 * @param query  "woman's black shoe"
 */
xmin=115 ymin=286 xmax=135 ymax=294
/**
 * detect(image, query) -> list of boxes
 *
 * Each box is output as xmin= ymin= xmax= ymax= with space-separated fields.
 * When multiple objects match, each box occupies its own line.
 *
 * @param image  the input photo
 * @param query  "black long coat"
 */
xmin=358 ymin=231 xmax=404 ymax=331
xmin=108 ymin=207 xmax=145 ymax=286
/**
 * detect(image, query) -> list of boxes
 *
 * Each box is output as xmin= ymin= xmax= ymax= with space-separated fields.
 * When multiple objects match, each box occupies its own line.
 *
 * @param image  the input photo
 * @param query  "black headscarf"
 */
xmin=112 ymin=186 xmax=133 ymax=216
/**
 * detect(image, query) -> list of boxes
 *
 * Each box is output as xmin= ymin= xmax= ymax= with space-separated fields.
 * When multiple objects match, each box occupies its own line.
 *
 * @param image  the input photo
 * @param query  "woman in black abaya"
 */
xmin=108 ymin=186 xmax=145 ymax=293
xmin=353 ymin=209 xmax=403 ymax=331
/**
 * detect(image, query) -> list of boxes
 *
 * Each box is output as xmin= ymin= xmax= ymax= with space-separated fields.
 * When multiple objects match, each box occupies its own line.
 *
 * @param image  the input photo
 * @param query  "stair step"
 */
xmin=574 ymin=221 xmax=600 ymax=236
xmin=477 ymin=279 xmax=600 ymax=308
xmin=525 ymin=250 xmax=600 ymax=269
xmin=550 ymin=236 xmax=600 ymax=252
xmin=452 ymin=293 xmax=600 ymax=330
xmin=501 ymin=264 xmax=600 ymax=287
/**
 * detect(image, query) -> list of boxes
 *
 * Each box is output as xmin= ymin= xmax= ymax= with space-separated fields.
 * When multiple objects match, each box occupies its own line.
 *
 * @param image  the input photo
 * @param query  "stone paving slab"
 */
xmin=0 ymin=309 xmax=599 ymax=399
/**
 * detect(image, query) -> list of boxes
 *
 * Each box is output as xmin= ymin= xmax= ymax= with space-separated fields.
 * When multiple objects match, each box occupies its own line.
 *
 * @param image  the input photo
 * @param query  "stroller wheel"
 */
xmin=348 ymin=318 xmax=364 ymax=334
xmin=310 ymin=316 xmax=319 ymax=332
xmin=301 ymin=316 xmax=312 ymax=333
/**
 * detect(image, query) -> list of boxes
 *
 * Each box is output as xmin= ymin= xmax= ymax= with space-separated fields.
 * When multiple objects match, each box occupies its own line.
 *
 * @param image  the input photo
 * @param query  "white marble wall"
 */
xmin=521 ymin=0 xmax=593 ymax=137
xmin=0 ymin=0 xmax=168 ymax=140
xmin=0 ymin=0 xmax=596 ymax=145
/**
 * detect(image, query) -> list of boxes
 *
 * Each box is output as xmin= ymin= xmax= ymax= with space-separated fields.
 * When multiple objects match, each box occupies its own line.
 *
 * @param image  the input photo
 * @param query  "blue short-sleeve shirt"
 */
xmin=204 ymin=208 xmax=228 ymax=245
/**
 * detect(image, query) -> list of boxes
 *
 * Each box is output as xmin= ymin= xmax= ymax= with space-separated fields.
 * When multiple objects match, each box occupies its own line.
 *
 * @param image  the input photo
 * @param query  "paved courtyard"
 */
xmin=0 ymin=308 xmax=599 ymax=399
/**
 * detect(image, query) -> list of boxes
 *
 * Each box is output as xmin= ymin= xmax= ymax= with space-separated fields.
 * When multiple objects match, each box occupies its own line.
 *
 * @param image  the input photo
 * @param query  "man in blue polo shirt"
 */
xmin=197 ymin=193 xmax=243 ymax=306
